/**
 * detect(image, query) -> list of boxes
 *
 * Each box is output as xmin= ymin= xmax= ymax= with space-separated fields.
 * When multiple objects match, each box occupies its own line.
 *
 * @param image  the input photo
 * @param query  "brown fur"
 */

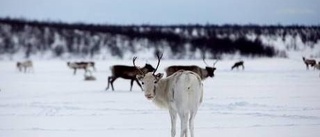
xmin=165 ymin=65 xmax=216 ymax=80
xmin=231 ymin=61 xmax=245 ymax=70
xmin=302 ymin=57 xmax=316 ymax=70
xmin=106 ymin=64 xmax=155 ymax=91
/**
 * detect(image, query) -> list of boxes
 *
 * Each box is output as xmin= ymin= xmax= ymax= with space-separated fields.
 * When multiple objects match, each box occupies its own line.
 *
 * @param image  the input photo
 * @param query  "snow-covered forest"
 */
xmin=0 ymin=18 xmax=320 ymax=60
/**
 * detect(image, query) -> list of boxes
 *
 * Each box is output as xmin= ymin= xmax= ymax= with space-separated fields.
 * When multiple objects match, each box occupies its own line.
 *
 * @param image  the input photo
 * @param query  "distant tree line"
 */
xmin=0 ymin=18 xmax=319 ymax=59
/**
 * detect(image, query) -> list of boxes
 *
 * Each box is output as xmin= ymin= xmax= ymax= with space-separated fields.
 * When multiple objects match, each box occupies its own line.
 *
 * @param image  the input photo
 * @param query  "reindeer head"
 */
xmin=205 ymin=67 xmax=216 ymax=77
xmin=16 ymin=62 xmax=22 ymax=72
xmin=203 ymin=58 xmax=218 ymax=77
xmin=137 ymin=72 xmax=164 ymax=100
xmin=143 ymin=63 xmax=156 ymax=73
xmin=134 ymin=53 xmax=163 ymax=100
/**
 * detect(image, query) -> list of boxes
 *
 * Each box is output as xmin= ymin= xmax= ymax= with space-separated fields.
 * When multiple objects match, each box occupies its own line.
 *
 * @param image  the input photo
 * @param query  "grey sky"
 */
xmin=0 ymin=0 xmax=319 ymax=25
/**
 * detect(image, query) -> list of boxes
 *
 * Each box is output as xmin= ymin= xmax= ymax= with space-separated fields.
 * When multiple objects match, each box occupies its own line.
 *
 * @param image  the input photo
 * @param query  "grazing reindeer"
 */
xmin=302 ymin=57 xmax=316 ymax=70
xmin=67 ymin=61 xmax=96 ymax=75
xmin=84 ymin=73 xmax=96 ymax=81
xmin=165 ymin=58 xmax=217 ymax=80
xmin=16 ymin=60 xmax=33 ymax=73
xmin=231 ymin=60 xmax=244 ymax=70
xmin=105 ymin=61 xmax=155 ymax=91
xmin=135 ymin=53 xmax=203 ymax=137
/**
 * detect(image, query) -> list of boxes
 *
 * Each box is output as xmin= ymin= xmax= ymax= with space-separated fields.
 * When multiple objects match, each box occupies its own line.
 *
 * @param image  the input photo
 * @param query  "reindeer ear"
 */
xmin=155 ymin=73 xmax=164 ymax=80
xmin=136 ymin=74 xmax=144 ymax=81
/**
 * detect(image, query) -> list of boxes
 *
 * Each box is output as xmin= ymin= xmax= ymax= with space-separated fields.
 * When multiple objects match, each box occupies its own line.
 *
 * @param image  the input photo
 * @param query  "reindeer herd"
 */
xmin=13 ymin=55 xmax=319 ymax=137
xmin=15 ymin=56 xmax=320 ymax=79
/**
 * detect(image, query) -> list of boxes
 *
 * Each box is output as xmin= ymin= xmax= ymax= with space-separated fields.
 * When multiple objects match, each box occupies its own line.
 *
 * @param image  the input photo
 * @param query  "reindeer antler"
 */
xmin=213 ymin=60 xmax=218 ymax=67
xmin=202 ymin=57 xmax=209 ymax=66
xmin=133 ymin=57 xmax=145 ymax=74
xmin=153 ymin=52 xmax=163 ymax=74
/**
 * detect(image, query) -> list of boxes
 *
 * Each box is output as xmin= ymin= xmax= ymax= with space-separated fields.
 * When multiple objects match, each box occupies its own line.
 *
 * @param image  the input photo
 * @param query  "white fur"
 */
xmin=137 ymin=70 xmax=203 ymax=137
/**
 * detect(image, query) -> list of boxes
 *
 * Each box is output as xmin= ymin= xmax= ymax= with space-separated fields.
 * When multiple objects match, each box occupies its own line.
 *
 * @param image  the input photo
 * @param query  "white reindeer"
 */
xmin=134 ymin=53 xmax=203 ymax=137
xmin=16 ymin=60 xmax=34 ymax=73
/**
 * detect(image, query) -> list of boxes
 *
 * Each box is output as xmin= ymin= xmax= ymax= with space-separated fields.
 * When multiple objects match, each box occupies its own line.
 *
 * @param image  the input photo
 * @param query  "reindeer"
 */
xmin=231 ymin=60 xmax=244 ymax=70
xmin=16 ymin=60 xmax=33 ymax=73
xmin=302 ymin=57 xmax=316 ymax=70
xmin=67 ymin=61 xmax=96 ymax=75
xmin=105 ymin=61 xmax=155 ymax=91
xmin=314 ymin=62 xmax=320 ymax=77
xmin=135 ymin=53 xmax=203 ymax=137
xmin=84 ymin=73 xmax=97 ymax=81
xmin=165 ymin=58 xmax=217 ymax=80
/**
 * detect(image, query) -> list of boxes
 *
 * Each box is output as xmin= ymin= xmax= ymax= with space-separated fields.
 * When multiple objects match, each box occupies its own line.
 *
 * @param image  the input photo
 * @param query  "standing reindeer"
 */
xmin=16 ymin=60 xmax=33 ymax=73
xmin=105 ymin=61 xmax=155 ymax=91
xmin=165 ymin=58 xmax=217 ymax=80
xmin=231 ymin=60 xmax=244 ymax=70
xmin=67 ymin=61 xmax=96 ymax=75
xmin=314 ymin=62 xmax=320 ymax=77
xmin=302 ymin=57 xmax=316 ymax=70
xmin=135 ymin=53 xmax=203 ymax=137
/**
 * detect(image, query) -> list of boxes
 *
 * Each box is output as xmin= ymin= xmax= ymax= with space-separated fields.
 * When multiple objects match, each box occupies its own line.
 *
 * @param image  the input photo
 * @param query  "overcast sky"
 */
xmin=0 ymin=0 xmax=319 ymax=25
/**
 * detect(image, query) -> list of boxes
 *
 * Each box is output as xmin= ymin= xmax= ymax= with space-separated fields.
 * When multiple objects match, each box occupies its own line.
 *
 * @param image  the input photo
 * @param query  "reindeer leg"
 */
xmin=73 ymin=69 xmax=77 ymax=75
xmin=135 ymin=79 xmax=143 ymax=91
xmin=189 ymin=111 xmax=198 ymax=137
xmin=179 ymin=112 xmax=188 ymax=137
xmin=106 ymin=76 xmax=112 ymax=90
xmin=169 ymin=109 xmax=177 ymax=137
xmin=110 ymin=77 xmax=118 ymax=91
xmin=130 ymin=79 xmax=134 ymax=91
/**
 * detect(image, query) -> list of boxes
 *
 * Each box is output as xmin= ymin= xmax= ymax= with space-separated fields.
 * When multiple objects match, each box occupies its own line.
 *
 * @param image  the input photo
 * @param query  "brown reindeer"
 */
xmin=105 ymin=61 xmax=155 ymax=91
xmin=231 ymin=61 xmax=244 ymax=70
xmin=302 ymin=57 xmax=316 ymax=70
xmin=165 ymin=58 xmax=217 ymax=80
xmin=17 ymin=60 xmax=33 ymax=73
xmin=67 ymin=61 xmax=96 ymax=75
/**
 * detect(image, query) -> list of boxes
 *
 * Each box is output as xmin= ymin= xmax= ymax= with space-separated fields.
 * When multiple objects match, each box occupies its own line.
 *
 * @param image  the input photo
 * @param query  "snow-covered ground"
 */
xmin=0 ymin=58 xmax=320 ymax=137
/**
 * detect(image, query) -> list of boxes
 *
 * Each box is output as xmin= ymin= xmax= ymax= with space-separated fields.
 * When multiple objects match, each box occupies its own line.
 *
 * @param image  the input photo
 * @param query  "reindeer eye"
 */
xmin=154 ymin=81 xmax=157 ymax=84
xmin=142 ymin=82 xmax=144 ymax=85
